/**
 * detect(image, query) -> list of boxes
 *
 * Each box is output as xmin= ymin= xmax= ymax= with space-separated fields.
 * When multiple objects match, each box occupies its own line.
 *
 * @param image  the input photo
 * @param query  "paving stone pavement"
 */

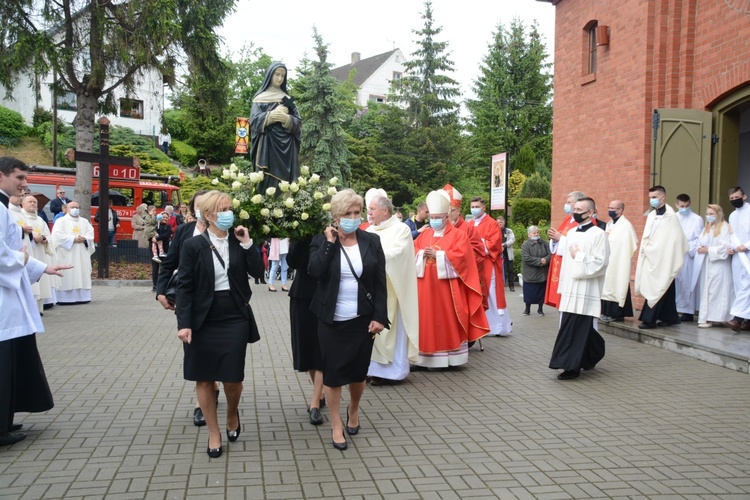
xmin=2 ymin=282 xmax=750 ymax=499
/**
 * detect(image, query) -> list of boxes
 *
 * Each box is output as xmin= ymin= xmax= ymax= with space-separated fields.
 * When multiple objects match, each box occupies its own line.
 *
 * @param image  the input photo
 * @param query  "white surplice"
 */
xmin=728 ymin=203 xmax=750 ymax=318
xmin=366 ymin=215 xmax=420 ymax=379
xmin=0 ymin=201 xmax=47 ymax=342
xmin=635 ymin=205 xmax=688 ymax=305
xmin=20 ymin=209 xmax=55 ymax=310
xmin=557 ymin=224 xmax=610 ymax=318
xmin=601 ymin=215 xmax=638 ymax=307
xmin=675 ymin=209 xmax=705 ymax=314
xmin=51 ymin=214 xmax=95 ymax=303
xmin=694 ymin=223 xmax=734 ymax=323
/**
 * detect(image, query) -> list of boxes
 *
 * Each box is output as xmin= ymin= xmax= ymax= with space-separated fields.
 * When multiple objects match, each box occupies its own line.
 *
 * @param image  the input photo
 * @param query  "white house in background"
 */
xmin=0 ymin=69 xmax=165 ymax=137
xmin=331 ymin=49 xmax=407 ymax=107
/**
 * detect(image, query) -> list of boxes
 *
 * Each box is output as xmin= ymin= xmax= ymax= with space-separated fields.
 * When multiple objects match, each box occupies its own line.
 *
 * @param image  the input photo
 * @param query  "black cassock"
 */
xmin=549 ymin=312 xmax=605 ymax=371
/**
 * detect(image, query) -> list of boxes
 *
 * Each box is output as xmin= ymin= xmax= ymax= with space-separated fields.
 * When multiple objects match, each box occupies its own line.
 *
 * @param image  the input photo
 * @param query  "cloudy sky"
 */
xmin=218 ymin=0 xmax=556 ymax=104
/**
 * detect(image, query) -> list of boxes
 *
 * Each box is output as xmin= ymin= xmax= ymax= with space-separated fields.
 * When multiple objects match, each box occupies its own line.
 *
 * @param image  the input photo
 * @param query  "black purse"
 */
xmin=164 ymin=270 xmax=178 ymax=305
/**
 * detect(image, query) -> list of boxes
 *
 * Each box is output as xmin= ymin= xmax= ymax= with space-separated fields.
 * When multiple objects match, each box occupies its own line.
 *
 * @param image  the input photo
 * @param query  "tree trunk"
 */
xmin=74 ymin=91 xmax=97 ymax=219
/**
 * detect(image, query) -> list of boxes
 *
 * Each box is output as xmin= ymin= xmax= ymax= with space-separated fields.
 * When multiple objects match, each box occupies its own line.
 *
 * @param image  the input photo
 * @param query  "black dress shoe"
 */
xmin=557 ymin=370 xmax=580 ymax=380
xmin=346 ymin=405 xmax=360 ymax=435
xmin=679 ymin=314 xmax=694 ymax=322
xmin=9 ymin=423 xmax=22 ymax=432
xmin=638 ymin=322 xmax=656 ymax=329
xmin=193 ymin=407 xmax=206 ymax=427
xmin=226 ymin=412 xmax=241 ymax=442
xmin=332 ymin=438 xmax=347 ymax=451
xmin=0 ymin=431 xmax=26 ymax=446
xmin=657 ymin=320 xmax=681 ymax=327
xmin=308 ymin=407 xmax=323 ymax=425
xmin=207 ymin=439 xmax=222 ymax=458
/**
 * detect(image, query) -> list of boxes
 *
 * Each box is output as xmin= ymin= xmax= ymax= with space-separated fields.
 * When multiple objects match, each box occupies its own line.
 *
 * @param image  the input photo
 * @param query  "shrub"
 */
xmin=32 ymin=107 xmax=54 ymax=128
xmin=163 ymin=109 xmax=188 ymax=141
xmin=171 ymin=140 xmax=197 ymax=168
xmin=517 ymin=172 xmax=551 ymax=200
xmin=0 ymin=105 xmax=28 ymax=146
xmin=511 ymin=198 xmax=550 ymax=227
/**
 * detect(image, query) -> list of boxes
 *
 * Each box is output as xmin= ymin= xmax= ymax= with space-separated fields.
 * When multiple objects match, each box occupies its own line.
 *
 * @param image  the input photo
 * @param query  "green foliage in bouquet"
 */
xmin=219 ymin=164 xmax=337 ymax=240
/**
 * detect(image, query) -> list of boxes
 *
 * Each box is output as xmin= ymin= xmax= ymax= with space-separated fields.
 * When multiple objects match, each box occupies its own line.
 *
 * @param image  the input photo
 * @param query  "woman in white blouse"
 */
xmin=175 ymin=191 xmax=264 ymax=458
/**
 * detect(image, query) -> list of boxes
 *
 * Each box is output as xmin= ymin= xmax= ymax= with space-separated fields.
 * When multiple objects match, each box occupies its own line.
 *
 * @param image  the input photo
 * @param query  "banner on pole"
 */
xmin=490 ymin=152 xmax=507 ymax=210
xmin=235 ymin=117 xmax=249 ymax=154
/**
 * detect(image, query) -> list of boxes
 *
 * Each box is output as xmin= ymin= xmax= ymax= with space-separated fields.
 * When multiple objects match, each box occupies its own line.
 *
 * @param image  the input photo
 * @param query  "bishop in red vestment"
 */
xmin=413 ymin=191 xmax=488 ymax=367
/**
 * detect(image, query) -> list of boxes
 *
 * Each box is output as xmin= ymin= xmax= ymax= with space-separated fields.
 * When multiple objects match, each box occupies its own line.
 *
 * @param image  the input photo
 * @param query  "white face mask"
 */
xmin=69 ymin=208 xmax=80 ymax=217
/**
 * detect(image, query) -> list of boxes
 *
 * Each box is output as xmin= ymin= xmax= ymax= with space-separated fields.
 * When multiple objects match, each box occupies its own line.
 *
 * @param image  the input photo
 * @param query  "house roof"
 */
xmin=331 ymin=50 xmax=399 ymax=86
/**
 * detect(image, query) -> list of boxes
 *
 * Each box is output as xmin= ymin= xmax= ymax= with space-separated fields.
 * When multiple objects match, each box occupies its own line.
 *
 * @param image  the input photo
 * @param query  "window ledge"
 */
xmin=580 ymin=73 xmax=597 ymax=86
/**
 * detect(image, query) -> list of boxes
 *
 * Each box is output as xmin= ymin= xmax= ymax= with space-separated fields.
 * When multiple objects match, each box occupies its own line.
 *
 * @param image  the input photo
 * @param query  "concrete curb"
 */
xmin=92 ymin=279 xmax=151 ymax=287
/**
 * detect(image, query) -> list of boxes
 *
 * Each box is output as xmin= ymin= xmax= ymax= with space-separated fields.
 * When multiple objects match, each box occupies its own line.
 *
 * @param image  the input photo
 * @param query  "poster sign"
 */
xmin=235 ymin=117 xmax=250 ymax=154
xmin=490 ymin=152 xmax=507 ymax=210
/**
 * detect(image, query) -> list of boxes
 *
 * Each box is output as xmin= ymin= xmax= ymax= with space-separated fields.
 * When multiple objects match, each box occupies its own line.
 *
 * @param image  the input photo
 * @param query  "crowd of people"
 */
xmin=5 ymin=150 xmax=750 ymax=456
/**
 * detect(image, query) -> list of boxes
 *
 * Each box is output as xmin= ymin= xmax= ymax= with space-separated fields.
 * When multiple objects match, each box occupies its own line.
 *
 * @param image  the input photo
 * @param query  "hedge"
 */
xmin=0 ymin=105 xmax=28 ymax=146
xmin=171 ymin=140 xmax=197 ymax=168
xmin=511 ymin=198 xmax=551 ymax=227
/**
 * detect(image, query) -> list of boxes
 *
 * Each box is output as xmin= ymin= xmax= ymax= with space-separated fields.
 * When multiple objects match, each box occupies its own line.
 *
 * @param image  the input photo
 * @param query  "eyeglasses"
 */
xmin=58 ymin=191 xmax=65 ymax=194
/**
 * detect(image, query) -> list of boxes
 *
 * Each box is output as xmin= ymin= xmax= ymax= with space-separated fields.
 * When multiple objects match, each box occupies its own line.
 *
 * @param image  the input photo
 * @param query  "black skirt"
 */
xmin=318 ymin=315 xmax=374 ymax=387
xmin=523 ymin=280 xmax=546 ymax=305
xmin=183 ymin=291 xmax=249 ymax=382
xmin=290 ymin=297 xmax=323 ymax=372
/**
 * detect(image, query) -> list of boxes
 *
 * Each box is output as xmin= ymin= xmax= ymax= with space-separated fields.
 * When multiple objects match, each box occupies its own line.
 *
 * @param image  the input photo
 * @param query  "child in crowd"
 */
xmin=143 ymin=205 xmax=164 ymax=262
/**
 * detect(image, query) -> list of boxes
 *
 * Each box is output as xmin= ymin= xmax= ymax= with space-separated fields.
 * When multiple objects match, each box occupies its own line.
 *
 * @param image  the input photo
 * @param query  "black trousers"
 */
xmin=639 ymin=280 xmax=679 ymax=324
xmin=503 ymin=255 xmax=515 ymax=287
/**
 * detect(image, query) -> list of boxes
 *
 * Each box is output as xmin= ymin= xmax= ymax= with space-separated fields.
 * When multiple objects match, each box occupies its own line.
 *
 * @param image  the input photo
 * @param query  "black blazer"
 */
xmin=287 ymin=235 xmax=315 ymax=300
xmin=175 ymin=232 xmax=264 ymax=334
xmin=155 ymin=221 xmax=196 ymax=296
xmin=308 ymin=230 xmax=389 ymax=327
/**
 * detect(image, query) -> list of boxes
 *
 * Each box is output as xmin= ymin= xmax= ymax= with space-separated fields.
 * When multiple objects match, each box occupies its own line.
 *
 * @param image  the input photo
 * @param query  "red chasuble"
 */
xmin=472 ymin=214 xmax=507 ymax=309
xmin=544 ymin=215 xmax=578 ymax=308
xmin=453 ymin=216 xmax=489 ymax=309
xmin=414 ymin=224 xmax=489 ymax=353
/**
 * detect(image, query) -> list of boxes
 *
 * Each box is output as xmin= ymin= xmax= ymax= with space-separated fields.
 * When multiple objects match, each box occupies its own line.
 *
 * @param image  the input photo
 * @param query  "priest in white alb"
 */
xmin=635 ymin=186 xmax=688 ymax=329
xmin=600 ymin=200 xmax=638 ymax=323
xmin=549 ymin=197 xmax=609 ymax=381
xmin=51 ymin=201 xmax=94 ymax=304
xmin=365 ymin=192 xmax=420 ymax=383
xmin=674 ymin=193 xmax=705 ymax=322
xmin=724 ymin=186 xmax=750 ymax=332
xmin=20 ymin=195 xmax=55 ymax=313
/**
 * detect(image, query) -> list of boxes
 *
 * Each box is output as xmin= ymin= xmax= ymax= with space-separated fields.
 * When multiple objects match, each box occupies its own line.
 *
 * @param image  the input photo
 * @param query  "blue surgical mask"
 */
xmin=470 ymin=208 xmax=482 ymax=218
xmin=706 ymin=215 xmax=716 ymax=223
xmin=215 ymin=210 xmax=234 ymax=231
xmin=69 ymin=208 xmax=79 ymax=217
xmin=563 ymin=203 xmax=572 ymax=214
xmin=429 ymin=218 xmax=445 ymax=231
xmin=338 ymin=217 xmax=360 ymax=234
xmin=649 ymin=198 xmax=660 ymax=208
xmin=194 ymin=209 xmax=202 ymax=222
xmin=678 ymin=207 xmax=690 ymax=215
xmin=530 ymin=235 xmax=540 ymax=241
xmin=608 ymin=210 xmax=618 ymax=219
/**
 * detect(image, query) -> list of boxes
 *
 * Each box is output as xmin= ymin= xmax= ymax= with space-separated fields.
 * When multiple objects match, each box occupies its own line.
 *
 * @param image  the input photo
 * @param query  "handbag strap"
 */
xmin=202 ymin=230 xmax=251 ymax=307
xmin=340 ymin=243 xmax=373 ymax=304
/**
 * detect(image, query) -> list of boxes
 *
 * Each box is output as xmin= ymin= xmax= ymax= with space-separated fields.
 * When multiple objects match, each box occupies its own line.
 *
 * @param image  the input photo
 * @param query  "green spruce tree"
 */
xmin=466 ymin=18 xmax=553 ymax=175
xmin=295 ymin=28 xmax=355 ymax=183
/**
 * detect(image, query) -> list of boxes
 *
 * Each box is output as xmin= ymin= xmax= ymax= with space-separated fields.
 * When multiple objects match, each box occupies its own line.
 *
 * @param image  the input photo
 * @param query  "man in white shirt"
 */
xmin=674 ymin=193 xmax=705 ymax=322
xmin=724 ymin=186 xmax=750 ymax=332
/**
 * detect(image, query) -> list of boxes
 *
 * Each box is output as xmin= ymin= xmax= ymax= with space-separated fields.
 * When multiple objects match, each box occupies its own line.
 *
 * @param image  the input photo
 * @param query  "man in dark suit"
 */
xmin=49 ymin=188 xmax=71 ymax=217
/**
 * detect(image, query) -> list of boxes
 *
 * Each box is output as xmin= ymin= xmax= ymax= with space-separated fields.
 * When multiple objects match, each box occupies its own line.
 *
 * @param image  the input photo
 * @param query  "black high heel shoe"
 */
xmin=346 ymin=405 xmax=360 ymax=435
xmin=227 ymin=412 xmax=241 ymax=442
xmin=332 ymin=420 xmax=347 ymax=450
xmin=207 ymin=438 xmax=222 ymax=458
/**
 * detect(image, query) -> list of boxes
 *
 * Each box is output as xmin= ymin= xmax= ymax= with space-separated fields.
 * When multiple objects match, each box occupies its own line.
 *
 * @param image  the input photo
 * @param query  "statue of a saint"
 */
xmin=250 ymin=62 xmax=302 ymax=193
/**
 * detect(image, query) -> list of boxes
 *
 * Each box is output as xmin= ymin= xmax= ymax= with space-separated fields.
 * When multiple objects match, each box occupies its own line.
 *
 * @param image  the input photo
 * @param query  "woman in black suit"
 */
xmin=308 ymin=189 xmax=389 ymax=451
xmin=176 ymin=190 xmax=264 ymax=458
xmin=156 ymin=190 xmax=218 ymax=427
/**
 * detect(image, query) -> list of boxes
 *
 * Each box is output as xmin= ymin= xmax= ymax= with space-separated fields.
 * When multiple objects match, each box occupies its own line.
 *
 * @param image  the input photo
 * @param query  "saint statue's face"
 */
xmin=272 ymin=67 xmax=286 ymax=89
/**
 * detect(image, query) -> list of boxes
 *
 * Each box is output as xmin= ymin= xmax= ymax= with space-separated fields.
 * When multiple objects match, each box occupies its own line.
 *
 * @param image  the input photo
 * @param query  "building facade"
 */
xmin=1 ymin=69 xmax=165 ymax=138
xmin=540 ymin=0 xmax=750 ymax=231
xmin=331 ymin=50 xmax=407 ymax=107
